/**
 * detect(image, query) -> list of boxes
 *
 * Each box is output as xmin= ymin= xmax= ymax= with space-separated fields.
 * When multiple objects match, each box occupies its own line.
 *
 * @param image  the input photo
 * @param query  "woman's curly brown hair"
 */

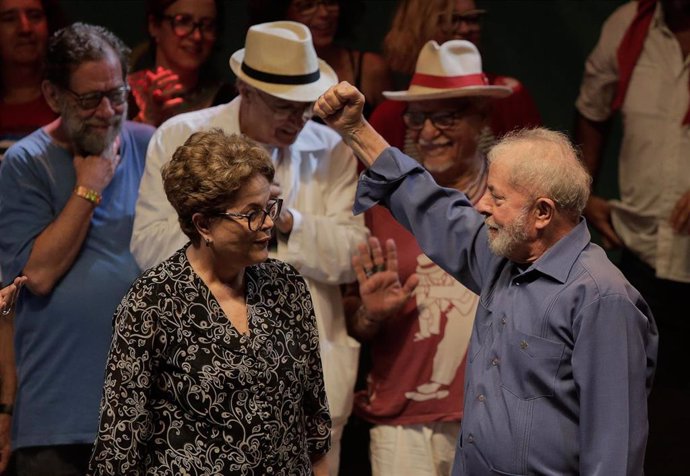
xmin=162 ymin=129 xmax=274 ymax=245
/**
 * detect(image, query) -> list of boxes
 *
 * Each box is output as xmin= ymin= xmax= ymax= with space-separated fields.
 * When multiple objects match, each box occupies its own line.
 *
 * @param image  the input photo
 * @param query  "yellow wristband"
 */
xmin=74 ymin=185 xmax=102 ymax=206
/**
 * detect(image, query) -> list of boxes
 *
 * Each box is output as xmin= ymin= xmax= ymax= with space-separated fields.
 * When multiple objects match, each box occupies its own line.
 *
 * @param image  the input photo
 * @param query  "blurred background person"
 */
xmin=374 ymin=0 xmax=540 ymax=158
xmin=0 ymin=0 xmax=64 ymax=159
xmin=248 ymin=0 xmax=391 ymax=117
xmin=89 ymin=130 xmax=330 ymax=475
xmin=0 ymin=22 xmax=153 ymax=475
xmin=131 ymin=21 xmax=368 ymax=475
xmin=575 ymin=0 xmax=690 ymax=473
xmin=128 ymin=0 xmax=235 ymax=127
xmin=346 ymin=40 xmax=511 ymax=476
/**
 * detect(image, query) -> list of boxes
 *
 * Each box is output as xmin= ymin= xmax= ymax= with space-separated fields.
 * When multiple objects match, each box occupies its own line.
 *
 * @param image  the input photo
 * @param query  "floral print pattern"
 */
xmin=88 ymin=247 xmax=331 ymax=475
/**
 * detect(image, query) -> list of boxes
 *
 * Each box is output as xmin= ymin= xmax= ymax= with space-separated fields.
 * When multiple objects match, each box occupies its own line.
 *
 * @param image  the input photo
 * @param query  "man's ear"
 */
xmin=236 ymin=80 xmax=254 ymax=103
xmin=534 ymin=197 xmax=556 ymax=230
xmin=41 ymin=80 xmax=62 ymax=114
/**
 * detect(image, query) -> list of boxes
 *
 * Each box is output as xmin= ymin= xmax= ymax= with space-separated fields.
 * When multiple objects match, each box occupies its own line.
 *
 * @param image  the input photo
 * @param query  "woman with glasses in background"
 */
xmin=248 ymin=0 xmax=391 ymax=118
xmin=89 ymin=129 xmax=331 ymax=475
xmin=127 ymin=0 xmax=235 ymax=127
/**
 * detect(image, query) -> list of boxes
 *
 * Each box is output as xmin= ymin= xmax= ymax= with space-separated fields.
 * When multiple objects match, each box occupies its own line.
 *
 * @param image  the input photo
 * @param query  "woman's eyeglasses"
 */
xmin=63 ymin=85 xmax=130 ymax=111
xmin=439 ymin=10 xmax=485 ymax=31
xmin=162 ymin=14 xmax=217 ymax=39
xmin=216 ymin=199 xmax=283 ymax=231
xmin=292 ymin=0 xmax=339 ymax=17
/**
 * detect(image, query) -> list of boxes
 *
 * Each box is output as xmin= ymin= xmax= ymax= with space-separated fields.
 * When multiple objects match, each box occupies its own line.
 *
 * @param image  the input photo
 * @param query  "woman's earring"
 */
xmin=205 ymin=238 xmax=212 ymax=247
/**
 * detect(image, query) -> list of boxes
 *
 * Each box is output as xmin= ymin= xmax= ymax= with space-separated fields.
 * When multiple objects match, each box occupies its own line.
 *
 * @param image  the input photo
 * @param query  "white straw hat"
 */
xmin=230 ymin=21 xmax=338 ymax=102
xmin=383 ymin=40 xmax=512 ymax=101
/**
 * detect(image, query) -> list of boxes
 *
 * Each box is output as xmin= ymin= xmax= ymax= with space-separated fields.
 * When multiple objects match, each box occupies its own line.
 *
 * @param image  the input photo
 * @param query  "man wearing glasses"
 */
xmin=347 ymin=40 xmax=512 ymax=475
xmin=0 ymin=23 xmax=154 ymax=475
xmin=131 ymin=21 xmax=367 ymax=475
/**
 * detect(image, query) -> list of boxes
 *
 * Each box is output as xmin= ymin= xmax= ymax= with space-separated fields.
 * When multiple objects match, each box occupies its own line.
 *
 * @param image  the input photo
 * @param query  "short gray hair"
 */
xmin=488 ymin=128 xmax=592 ymax=219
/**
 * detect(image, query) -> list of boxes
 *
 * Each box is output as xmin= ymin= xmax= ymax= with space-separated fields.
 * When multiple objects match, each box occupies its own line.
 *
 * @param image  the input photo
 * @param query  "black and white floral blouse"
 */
xmin=88 ymin=247 xmax=331 ymax=475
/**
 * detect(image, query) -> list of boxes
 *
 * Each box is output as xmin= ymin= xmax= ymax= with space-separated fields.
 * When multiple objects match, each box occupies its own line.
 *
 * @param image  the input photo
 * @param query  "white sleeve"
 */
xmin=575 ymin=3 xmax=636 ymax=122
xmin=277 ymin=141 xmax=368 ymax=285
xmin=130 ymin=125 xmax=188 ymax=271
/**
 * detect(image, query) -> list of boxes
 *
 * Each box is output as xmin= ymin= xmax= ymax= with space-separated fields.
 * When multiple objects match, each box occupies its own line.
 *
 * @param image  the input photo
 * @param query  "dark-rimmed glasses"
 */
xmin=292 ymin=0 xmax=339 ymax=17
xmin=63 ymin=85 xmax=130 ymax=111
xmin=255 ymin=89 xmax=314 ymax=122
xmin=162 ymin=14 xmax=217 ymax=39
xmin=439 ymin=10 xmax=486 ymax=30
xmin=216 ymin=199 xmax=283 ymax=231
xmin=403 ymin=111 xmax=466 ymax=131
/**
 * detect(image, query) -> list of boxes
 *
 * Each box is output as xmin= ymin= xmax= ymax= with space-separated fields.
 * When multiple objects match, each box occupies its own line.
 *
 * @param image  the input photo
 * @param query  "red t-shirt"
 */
xmin=354 ymin=205 xmax=478 ymax=425
xmin=0 ymin=95 xmax=56 ymax=158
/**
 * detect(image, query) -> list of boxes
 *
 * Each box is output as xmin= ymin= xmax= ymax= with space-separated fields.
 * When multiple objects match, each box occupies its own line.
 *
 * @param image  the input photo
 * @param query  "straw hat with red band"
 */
xmin=230 ymin=21 xmax=338 ymax=103
xmin=383 ymin=40 xmax=512 ymax=101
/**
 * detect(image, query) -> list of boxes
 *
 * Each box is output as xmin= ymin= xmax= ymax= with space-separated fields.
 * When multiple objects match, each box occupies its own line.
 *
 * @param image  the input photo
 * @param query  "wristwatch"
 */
xmin=0 ymin=403 xmax=13 ymax=415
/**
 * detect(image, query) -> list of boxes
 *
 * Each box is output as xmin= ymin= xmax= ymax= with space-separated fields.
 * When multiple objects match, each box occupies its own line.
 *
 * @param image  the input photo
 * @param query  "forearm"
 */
xmin=0 ymin=317 xmax=16 ymax=405
xmin=573 ymin=112 xmax=610 ymax=181
xmin=311 ymin=454 xmax=329 ymax=476
xmin=342 ymin=120 xmax=390 ymax=169
xmin=346 ymin=304 xmax=385 ymax=342
xmin=23 ymin=194 xmax=94 ymax=296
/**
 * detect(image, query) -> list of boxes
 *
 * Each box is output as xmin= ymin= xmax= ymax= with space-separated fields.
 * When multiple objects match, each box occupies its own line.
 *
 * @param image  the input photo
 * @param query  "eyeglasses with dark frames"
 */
xmin=216 ymin=198 xmax=283 ymax=231
xmin=162 ymin=13 xmax=217 ymax=39
xmin=292 ymin=0 xmax=339 ymax=17
xmin=403 ymin=111 xmax=469 ymax=131
xmin=439 ymin=10 xmax=486 ymax=31
xmin=62 ymin=85 xmax=130 ymax=111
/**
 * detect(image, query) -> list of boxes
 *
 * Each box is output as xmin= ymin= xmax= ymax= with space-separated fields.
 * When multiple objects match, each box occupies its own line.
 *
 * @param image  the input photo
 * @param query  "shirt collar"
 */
xmin=522 ymin=219 xmax=591 ymax=284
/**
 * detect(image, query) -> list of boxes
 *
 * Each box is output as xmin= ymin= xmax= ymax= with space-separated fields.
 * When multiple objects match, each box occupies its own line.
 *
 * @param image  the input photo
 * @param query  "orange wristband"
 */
xmin=74 ymin=185 xmax=102 ymax=206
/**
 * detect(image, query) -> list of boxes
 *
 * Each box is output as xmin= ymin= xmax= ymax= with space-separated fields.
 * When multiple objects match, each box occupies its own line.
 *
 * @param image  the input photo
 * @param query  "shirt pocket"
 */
xmin=499 ymin=328 xmax=565 ymax=400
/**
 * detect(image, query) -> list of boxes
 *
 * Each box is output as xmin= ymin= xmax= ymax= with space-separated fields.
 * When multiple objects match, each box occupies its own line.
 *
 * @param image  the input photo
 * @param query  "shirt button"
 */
xmin=491 ymin=357 xmax=500 ymax=366
xmin=477 ymin=394 xmax=486 ymax=402
xmin=520 ymin=340 xmax=529 ymax=350
xmin=501 ymin=317 xmax=507 ymax=326
xmin=467 ymin=434 xmax=475 ymax=443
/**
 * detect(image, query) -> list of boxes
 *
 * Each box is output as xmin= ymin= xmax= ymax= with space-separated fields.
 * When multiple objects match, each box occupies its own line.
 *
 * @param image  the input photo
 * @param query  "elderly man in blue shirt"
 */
xmin=315 ymin=82 xmax=658 ymax=476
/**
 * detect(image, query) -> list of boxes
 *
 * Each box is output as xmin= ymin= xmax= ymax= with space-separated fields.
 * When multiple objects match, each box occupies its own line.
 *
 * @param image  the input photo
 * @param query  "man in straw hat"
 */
xmin=345 ymin=40 xmax=512 ymax=475
xmin=131 ymin=21 xmax=368 ymax=474
xmin=315 ymin=80 xmax=657 ymax=474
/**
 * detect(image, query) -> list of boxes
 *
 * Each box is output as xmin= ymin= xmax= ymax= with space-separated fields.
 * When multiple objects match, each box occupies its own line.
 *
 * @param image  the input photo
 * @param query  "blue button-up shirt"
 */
xmin=354 ymin=148 xmax=658 ymax=476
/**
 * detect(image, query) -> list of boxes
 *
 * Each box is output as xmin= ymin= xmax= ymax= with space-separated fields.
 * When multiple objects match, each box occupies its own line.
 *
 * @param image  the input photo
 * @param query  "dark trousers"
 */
xmin=13 ymin=444 xmax=92 ymax=476
xmin=618 ymin=250 xmax=690 ymax=475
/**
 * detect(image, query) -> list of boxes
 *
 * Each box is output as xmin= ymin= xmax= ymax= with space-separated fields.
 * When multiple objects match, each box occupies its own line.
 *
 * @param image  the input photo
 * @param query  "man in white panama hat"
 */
xmin=346 ymin=40 xmax=512 ymax=475
xmin=130 ymin=21 xmax=368 ymax=475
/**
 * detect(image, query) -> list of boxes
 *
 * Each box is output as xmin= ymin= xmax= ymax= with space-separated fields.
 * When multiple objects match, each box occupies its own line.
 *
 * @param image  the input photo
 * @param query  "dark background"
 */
xmin=58 ymin=0 xmax=627 ymax=243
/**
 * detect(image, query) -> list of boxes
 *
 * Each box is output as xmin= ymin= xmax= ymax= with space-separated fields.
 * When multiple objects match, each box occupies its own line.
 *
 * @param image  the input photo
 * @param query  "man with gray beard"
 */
xmin=0 ymin=23 xmax=153 ymax=475
xmin=316 ymin=82 xmax=658 ymax=476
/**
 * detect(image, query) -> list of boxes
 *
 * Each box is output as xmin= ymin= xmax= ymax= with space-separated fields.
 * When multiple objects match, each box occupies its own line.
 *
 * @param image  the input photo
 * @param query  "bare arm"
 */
xmin=23 ymin=145 xmax=121 ymax=296
xmin=0 ymin=277 xmax=24 ymax=473
xmin=311 ymin=454 xmax=328 ymax=476
xmin=573 ymin=112 xmax=622 ymax=248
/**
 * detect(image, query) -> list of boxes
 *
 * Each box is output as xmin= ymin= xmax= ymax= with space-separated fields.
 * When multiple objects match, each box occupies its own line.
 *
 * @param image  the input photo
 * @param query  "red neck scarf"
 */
xmin=613 ymin=0 xmax=690 ymax=124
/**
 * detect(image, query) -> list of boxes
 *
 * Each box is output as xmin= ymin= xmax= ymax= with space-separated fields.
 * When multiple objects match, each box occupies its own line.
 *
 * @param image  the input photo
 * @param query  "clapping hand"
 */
xmin=130 ymin=66 xmax=185 ymax=126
